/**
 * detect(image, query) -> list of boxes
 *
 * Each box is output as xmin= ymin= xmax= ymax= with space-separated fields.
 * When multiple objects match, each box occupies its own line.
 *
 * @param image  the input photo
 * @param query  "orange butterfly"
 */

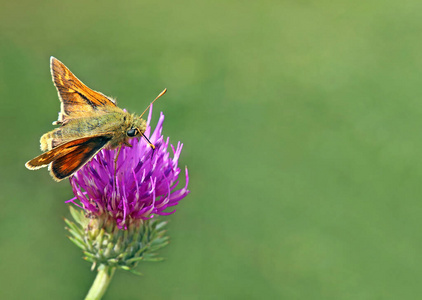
xmin=26 ymin=57 xmax=165 ymax=181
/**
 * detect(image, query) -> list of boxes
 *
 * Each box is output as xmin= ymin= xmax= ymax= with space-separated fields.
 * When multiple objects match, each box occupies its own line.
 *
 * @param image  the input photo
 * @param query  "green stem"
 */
xmin=85 ymin=265 xmax=116 ymax=300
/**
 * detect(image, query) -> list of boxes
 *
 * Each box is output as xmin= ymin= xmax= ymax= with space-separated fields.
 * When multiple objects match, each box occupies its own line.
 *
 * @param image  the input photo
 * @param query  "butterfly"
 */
xmin=25 ymin=57 xmax=166 ymax=181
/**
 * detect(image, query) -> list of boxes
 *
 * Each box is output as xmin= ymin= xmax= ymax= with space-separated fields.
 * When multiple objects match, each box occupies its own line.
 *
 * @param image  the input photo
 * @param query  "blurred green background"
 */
xmin=2 ymin=0 xmax=422 ymax=299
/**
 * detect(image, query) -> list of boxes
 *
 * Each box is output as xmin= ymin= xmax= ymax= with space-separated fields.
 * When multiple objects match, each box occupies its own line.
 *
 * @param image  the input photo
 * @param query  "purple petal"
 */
xmin=67 ymin=107 xmax=190 ymax=229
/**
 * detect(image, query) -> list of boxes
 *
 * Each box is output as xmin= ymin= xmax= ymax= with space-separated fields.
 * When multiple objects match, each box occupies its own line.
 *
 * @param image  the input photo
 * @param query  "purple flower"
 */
xmin=66 ymin=107 xmax=190 ymax=229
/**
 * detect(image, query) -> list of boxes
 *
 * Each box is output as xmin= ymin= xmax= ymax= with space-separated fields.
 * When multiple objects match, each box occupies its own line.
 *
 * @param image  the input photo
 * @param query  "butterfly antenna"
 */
xmin=142 ymin=133 xmax=156 ymax=158
xmin=139 ymin=88 xmax=167 ymax=119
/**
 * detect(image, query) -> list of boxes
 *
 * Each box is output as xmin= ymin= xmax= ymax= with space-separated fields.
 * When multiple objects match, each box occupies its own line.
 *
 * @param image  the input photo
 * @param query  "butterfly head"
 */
xmin=125 ymin=115 xmax=147 ymax=138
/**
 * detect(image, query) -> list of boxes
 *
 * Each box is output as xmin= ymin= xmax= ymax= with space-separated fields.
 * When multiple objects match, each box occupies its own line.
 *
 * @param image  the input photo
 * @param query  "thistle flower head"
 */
xmin=67 ymin=107 xmax=190 ymax=229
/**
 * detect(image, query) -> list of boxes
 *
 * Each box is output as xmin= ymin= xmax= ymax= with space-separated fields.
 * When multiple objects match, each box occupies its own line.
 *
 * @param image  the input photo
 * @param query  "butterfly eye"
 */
xmin=127 ymin=128 xmax=138 ymax=137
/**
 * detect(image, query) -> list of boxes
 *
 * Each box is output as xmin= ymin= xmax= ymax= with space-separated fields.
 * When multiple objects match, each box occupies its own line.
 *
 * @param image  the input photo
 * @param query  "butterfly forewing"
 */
xmin=49 ymin=135 xmax=112 ymax=180
xmin=50 ymin=57 xmax=117 ymax=122
xmin=26 ymin=135 xmax=112 ymax=181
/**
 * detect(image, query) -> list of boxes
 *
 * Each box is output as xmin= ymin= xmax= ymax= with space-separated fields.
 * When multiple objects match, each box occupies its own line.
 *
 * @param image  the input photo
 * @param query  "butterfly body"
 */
xmin=40 ymin=111 xmax=146 ymax=151
xmin=26 ymin=57 xmax=159 ymax=181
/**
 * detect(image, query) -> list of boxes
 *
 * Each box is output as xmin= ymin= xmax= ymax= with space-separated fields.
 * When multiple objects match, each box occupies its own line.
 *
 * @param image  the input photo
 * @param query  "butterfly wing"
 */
xmin=50 ymin=57 xmax=117 ymax=123
xmin=26 ymin=135 xmax=112 ymax=181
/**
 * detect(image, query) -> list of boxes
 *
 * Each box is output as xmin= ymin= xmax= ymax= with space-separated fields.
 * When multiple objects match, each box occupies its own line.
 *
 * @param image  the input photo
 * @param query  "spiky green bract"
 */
xmin=65 ymin=206 xmax=169 ymax=274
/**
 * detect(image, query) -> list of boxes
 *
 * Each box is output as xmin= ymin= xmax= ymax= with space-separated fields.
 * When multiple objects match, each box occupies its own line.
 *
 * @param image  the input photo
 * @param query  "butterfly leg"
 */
xmin=113 ymin=142 xmax=132 ymax=186
xmin=114 ymin=145 xmax=123 ymax=186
